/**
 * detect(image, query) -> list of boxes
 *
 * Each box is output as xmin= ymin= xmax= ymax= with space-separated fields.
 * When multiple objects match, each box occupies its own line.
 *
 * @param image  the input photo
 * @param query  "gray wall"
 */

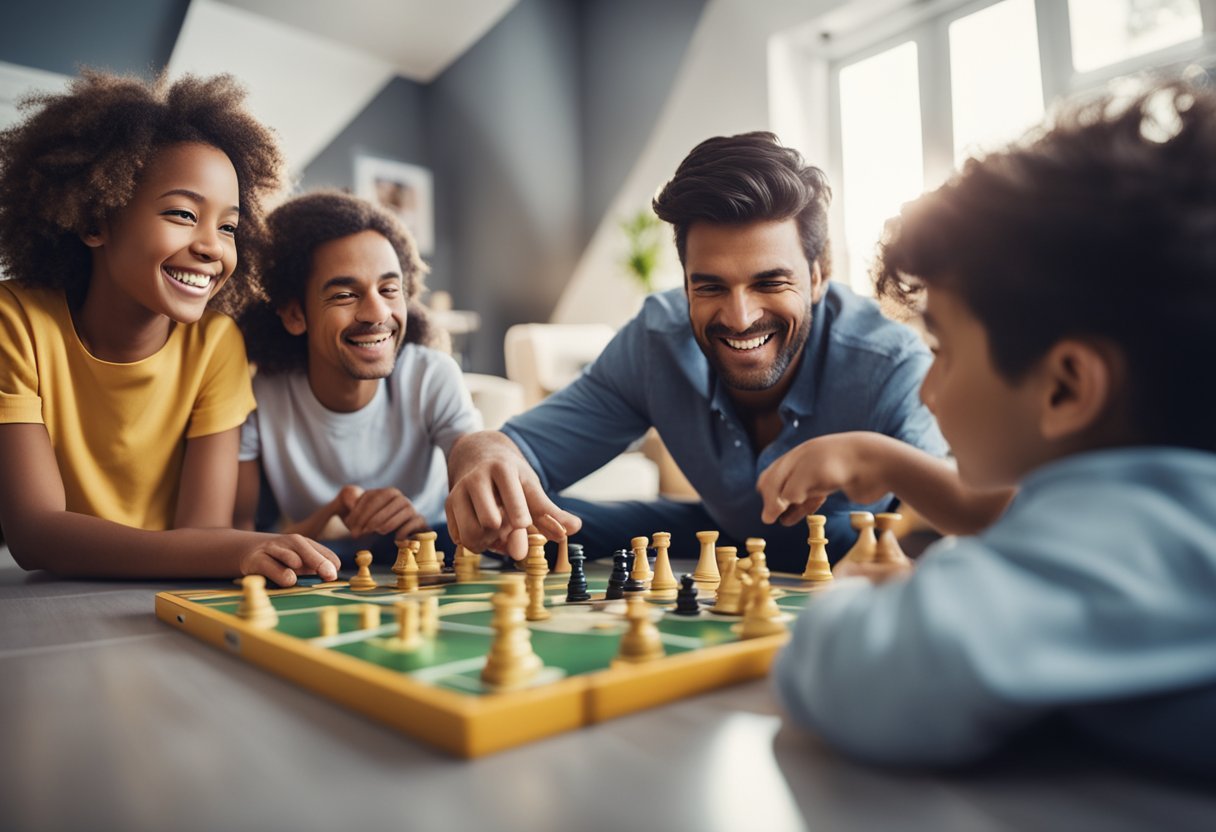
xmin=300 ymin=0 xmax=705 ymax=374
xmin=579 ymin=0 xmax=706 ymax=242
xmin=424 ymin=0 xmax=584 ymax=374
xmin=0 ymin=0 xmax=188 ymax=77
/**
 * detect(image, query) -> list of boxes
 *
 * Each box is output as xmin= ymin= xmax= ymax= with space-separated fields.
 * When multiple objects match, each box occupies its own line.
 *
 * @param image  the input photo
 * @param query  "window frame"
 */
xmin=812 ymin=0 xmax=1216 ymax=290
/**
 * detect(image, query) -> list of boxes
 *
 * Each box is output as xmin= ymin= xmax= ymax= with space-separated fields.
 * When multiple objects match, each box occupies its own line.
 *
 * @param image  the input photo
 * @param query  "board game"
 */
xmin=155 ymin=534 xmax=832 ymax=758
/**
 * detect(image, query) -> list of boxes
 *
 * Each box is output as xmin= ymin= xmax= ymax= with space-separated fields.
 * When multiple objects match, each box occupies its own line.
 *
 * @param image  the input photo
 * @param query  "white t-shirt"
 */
xmin=239 ymin=344 xmax=482 ymax=526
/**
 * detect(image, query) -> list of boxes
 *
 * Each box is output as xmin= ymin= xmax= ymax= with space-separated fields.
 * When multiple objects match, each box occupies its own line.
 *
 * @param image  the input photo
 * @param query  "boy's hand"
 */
xmin=758 ymin=432 xmax=899 ymax=526
xmin=342 ymin=487 xmax=428 ymax=541
xmin=239 ymin=533 xmax=340 ymax=587
xmin=445 ymin=431 xmax=580 ymax=560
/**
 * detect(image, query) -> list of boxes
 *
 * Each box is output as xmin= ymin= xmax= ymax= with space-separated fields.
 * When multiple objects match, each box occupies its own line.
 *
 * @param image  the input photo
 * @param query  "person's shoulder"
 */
xmin=822 ymin=281 xmax=927 ymax=364
xmin=392 ymin=342 xmax=463 ymax=384
xmin=0 ymin=280 xmax=61 ymax=316
xmin=186 ymin=307 xmax=244 ymax=345
xmin=983 ymin=448 xmax=1216 ymax=569
xmin=635 ymin=286 xmax=689 ymax=334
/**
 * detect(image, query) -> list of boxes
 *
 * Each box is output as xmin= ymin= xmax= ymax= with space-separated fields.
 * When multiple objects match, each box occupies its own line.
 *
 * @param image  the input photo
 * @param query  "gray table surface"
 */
xmin=2 ymin=546 xmax=1213 ymax=832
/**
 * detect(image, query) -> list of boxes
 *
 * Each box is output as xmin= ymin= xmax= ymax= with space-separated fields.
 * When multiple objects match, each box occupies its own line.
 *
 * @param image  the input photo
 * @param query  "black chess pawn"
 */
xmin=565 ymin=544 xmax=591 ymax=602
xmin=672 ymin=574 xmax=701 ymax=615
xmin=604 ymin=550 xmax=629 ymax=600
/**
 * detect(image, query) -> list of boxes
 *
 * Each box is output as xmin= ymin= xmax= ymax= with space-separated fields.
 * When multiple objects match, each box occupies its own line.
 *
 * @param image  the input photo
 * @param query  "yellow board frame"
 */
xmin=156 ymin=586 xmax=791 ymax=757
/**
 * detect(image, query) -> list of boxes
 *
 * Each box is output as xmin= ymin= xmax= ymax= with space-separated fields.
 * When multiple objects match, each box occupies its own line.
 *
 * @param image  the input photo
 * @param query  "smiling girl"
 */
xmin=0 ymin=70 xmax=338 ymax=585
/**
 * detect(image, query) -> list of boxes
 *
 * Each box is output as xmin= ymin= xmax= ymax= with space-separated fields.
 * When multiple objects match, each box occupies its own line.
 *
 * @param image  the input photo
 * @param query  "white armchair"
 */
xmin=503 ymin=323 xmax=659 ymax=501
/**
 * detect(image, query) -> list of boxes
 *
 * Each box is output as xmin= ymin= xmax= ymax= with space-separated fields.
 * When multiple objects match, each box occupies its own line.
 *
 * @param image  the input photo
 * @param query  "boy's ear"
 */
xmin=1037 ymin=339 xmax=1121 ymax=442
xmin=278 ymin=301 xmax=307 ymax=336
xmin=80 ymin=222 xmax=107 ymax=248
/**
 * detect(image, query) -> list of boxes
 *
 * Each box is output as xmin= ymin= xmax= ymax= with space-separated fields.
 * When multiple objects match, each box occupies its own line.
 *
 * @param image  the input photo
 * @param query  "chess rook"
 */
xmin=649 ymin=531 xmax=678 ymax=600
xmin=692 ymin=530 xmax=721 ymax=594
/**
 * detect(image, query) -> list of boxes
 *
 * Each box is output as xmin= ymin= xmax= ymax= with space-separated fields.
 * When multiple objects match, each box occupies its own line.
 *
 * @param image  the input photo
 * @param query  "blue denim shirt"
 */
xmin=502 ymin=282 xmax=947 ymax=558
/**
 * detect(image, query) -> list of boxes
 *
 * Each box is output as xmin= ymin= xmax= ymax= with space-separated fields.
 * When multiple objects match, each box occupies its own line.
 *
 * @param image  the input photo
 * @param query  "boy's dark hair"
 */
xmin=240 ymin=190 xmax=434 ymax=374
xmin=0 ymin=69 xmax=283 ymax=317
xmin=876 ymin=79 xmax=1216 ymax=452
xmin=652 ymin=131 xmax=833 ymax=277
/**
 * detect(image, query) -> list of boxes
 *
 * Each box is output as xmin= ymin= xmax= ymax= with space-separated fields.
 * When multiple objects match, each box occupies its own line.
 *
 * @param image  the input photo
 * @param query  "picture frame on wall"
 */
xmin=354 ymin=154 xmax=434 ymax=255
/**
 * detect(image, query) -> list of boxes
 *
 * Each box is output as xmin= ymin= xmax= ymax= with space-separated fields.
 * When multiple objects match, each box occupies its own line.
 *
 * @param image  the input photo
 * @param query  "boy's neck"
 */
xmin=73 ymin=281 xmax=173 ymax=363
xmin=306 ymin=365 xmax=382 ymax=413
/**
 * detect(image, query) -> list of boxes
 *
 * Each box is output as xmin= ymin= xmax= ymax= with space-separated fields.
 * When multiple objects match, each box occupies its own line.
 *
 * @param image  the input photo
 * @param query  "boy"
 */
xmin=766 ymin=80 xmax=1216 ymax=777
xmin=236 ymin=191 xmax=481 ymax=561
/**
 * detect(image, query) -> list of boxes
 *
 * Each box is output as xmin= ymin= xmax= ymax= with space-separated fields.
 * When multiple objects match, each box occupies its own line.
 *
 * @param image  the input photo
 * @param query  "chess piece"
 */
xmin=413 ymin=531 xmax=442 ymax=576
xmin=623 ymin=538 xmax=648 ymax=595
xmin=836 ymin=511 xmax=878 ymax=568
xmin=565 ymin=544 xmax=591 ymax=602
xmin=800 ymin=515 xmax=834 ymax=583
xmin=737 ymin=573 xmax=787 ymax=639
xmin=524 ymin=533 xmax=551 ymax=621
xmin=605 ymin=550 xmax=629 ymax=600
xmin=629 ymin=536 xmax=652 ymax=585
xmin=649 ymin=531 xmax=678 ymax=600
xmin=318 ymin=605 xmax=339 ymax=637
xmin=420 ymin=595 xmax=440 ymax=637
xmin=732 ymin=556 xmax=757 ymax=616
xmin=360 ymin=603 xmax=381 ymax=629
xmin=715 ymin=544 xmax=736 ymax=581
xmin=236 ymin=575 xmax=279 ymax=629
xmin=553 ymin=535 xmax=572 ymax=574
xmin=393 ymin=600 xmax=422 ymax=650
xmin=348 ymin=550 xmax=377 ymax=591
xmin=874 ymin=512 xmax=912 ymax=566
xmin=745 ymin=538 xmax=771 ymax=583
xmin=712 ymin=552 xmax=748 ymax=615
xmin=393 ymin=541 xmax=420 ymax=591
xmin=672 ymin=574 xmax=701 ymax=616
xmin=692 ymin=530 xmax=721 ymax=593
xmin=614 ymin=594 xmax=665 ymax=664
xmin=480 ymin=575 xmax=543 ymax=689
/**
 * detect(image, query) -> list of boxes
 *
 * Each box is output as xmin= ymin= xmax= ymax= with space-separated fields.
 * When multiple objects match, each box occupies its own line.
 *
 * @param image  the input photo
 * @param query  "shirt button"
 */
xmin=793 ymin=419 xmax=800 ymax=428
xmin=734 ymin=440 xmax=741 ymax=447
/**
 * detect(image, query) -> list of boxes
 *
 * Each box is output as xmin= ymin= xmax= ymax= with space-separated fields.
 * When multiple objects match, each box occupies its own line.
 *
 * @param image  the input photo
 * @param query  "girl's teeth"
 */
xmin=167 ymin=269 xmax=210 ymax=288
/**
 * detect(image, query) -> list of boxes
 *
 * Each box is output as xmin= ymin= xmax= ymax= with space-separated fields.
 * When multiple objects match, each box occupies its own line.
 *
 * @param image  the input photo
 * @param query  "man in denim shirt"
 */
xmin=445 ymin=132 xmax=946 ymax=570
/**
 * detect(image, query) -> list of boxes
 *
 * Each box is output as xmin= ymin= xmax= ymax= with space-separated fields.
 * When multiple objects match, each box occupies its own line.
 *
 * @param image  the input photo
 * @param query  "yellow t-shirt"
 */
xmin=0 ymin=282 xmax=256 ymax=530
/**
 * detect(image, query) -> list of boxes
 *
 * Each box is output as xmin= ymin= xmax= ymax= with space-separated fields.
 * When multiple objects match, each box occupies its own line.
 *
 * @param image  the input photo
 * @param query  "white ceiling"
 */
xmin=170 ymin=0 xmax=517 ymax=173
xmin=214 ymin=0 xmax=520 ymax=82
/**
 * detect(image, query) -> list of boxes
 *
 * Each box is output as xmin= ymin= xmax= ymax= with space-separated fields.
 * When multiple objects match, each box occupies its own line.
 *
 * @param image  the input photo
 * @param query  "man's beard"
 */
xmin=696 ymin=309 xmax=812 ymax=392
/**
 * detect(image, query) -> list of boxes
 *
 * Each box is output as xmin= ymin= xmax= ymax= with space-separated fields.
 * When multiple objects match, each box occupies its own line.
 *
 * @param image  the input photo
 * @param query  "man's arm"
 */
xmin=445 ymin=430 xmax=580 ymax=560
xmin=0 ymin=423 xmax=339 ymax=586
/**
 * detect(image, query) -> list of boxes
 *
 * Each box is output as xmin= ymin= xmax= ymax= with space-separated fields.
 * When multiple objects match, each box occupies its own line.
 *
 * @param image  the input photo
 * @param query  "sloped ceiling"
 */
xmin=169 ymin=0 xmax=517 ymax=174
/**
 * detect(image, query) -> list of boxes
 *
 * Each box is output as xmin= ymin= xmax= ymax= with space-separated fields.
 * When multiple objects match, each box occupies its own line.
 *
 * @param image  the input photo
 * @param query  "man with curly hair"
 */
xmin=236 ymin=191 xmax=481 ymax=562
xmin=0 ymin=70 xmax=339 ymax=585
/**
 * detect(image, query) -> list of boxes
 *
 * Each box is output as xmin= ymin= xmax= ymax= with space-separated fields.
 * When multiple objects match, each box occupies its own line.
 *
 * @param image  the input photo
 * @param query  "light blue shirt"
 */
xmin=502 ymin=283 xmax=947 ymax=566
xmin=774 ymin=447 xmax=1216 ymax=774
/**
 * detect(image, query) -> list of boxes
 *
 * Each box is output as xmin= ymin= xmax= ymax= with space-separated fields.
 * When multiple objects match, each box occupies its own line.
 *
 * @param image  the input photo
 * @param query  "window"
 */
xmin=949 ymin=0 xmax=1044 ymax=166
xmin=1069 ymin=0 xmax=1204 ymax=73
xmin=796 ymin=0 xmax=1216 ymax=294
xmin=838 ymin=42 xmax=924 ymax=293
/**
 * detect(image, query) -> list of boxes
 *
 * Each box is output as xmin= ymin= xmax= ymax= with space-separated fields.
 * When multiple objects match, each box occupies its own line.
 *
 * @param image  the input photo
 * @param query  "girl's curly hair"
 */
xmin=240 ymin=189 xmax=436 ymax=374
xmin=0 ymin=69 xmax=284 ymax=317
